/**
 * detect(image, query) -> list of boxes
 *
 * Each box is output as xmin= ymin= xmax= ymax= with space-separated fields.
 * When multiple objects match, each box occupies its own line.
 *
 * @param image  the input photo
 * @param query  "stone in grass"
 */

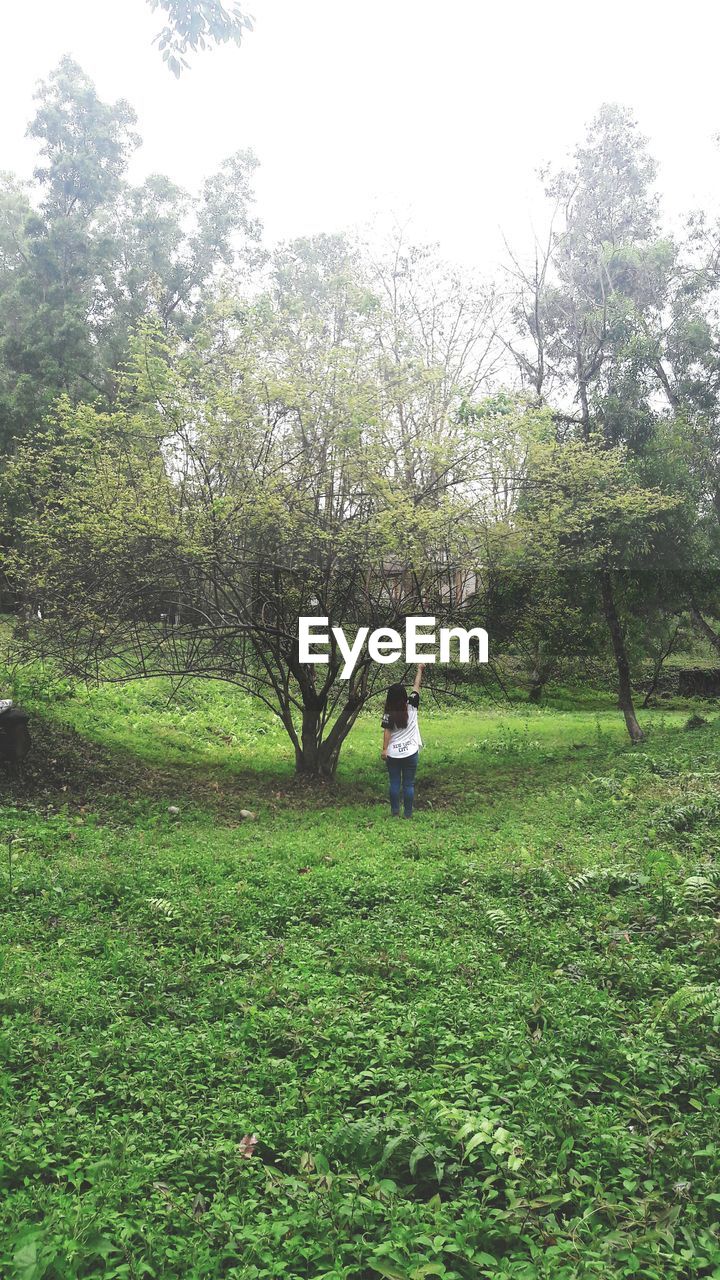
xmin=167 ymin=805 xmax=180 ymax=816
xmin=684 ymin=713 xmax=709 ymax=731
xmin=239 ymin=809 xmax=257 ymax=820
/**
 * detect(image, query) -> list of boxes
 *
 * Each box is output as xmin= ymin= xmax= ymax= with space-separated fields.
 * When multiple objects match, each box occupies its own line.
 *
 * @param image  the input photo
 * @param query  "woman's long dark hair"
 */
xmin=384 ymin=683 xmax=409 ymax=730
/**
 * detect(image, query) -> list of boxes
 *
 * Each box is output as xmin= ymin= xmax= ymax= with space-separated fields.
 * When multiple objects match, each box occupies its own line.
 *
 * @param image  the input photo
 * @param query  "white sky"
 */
xmin=2 ymin=0 xmax=720 ymax=272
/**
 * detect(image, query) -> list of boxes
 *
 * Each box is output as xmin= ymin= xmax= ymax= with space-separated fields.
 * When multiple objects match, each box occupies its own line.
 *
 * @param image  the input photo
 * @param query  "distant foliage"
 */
xmin=149 ymin=0 xmax=254 ymax=74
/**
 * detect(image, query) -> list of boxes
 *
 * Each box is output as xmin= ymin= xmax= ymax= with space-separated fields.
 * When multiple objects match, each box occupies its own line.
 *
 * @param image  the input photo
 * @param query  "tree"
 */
xmin=629 ymin=195 xmax=720 ymax=652
xmin=0 ymin=59 xmax=261 ymax=452
xmin=501 ymin=105 xmax=691 ymax=739
xmin=0 ymin=59 xmax=139 ymax=446
xmin=454 ymin=394 xmax=594 ymax=702
xmin=5 ymin=237 xmax=492 ymax=775
xmin=515 ymin=438 xmax=680 ymax=741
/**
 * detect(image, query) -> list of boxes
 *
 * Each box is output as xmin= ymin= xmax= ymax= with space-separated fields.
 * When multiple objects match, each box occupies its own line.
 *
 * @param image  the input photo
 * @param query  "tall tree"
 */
xmin=461 ymin=394 xmax=606 ymax=702
xmin=515 ymin=437 xmax=680 ymax=741
xmin=0 ymin=59 xmax=261 ymax=451
xmin=503 ymin=105 xmax=687 ymax=739
xmin=0 ymin=58 xmax=139 ymax=445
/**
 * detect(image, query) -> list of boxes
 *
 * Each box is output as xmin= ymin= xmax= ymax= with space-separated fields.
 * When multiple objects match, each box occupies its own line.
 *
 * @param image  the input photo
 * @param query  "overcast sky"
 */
xmin=2 ymin=0 xmax=720 ymax=272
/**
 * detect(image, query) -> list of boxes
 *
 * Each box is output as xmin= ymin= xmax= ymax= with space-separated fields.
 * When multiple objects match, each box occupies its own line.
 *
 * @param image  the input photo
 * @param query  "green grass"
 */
xmin=2 ymin=676 xmax=720 ymax=1279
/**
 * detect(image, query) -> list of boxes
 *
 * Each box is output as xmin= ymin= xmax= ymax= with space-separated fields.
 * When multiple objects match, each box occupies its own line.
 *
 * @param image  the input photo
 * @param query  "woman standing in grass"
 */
xmin=381 ymin=663 xmax=424 ymax=818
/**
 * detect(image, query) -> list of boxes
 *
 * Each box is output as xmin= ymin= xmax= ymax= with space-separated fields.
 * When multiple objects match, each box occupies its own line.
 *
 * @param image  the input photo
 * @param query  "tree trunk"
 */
xmin=293 ymin=688 xmax=363 ymax=777
xmin=690 ymin=600 xmax=720 ymax=655
xmin=294 ymin=737 xmax=345 ymax=778
xmin=642 ymin=622 xmax=681 ymax=707
xmin=295 ymin=740 xmax=339 ymax=777
xmin=601 ymin=570 xmax=644 ymax=743
xmin=641 ymin=662 xmax=663 ymax=708
xmin=528 ymin=659 xmax=554 ymax=703
xmin=294 ymin=698 xmax=328 ymax=775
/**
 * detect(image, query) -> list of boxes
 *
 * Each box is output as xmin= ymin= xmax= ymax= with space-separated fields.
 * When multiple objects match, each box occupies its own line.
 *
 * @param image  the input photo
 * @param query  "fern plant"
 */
xmin=654 ymin=984 xmax=720 ymax=1027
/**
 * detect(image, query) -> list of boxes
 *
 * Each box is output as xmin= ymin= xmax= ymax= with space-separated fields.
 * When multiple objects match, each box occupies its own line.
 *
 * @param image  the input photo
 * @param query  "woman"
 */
xmin=381 ymin=663 xmax=424 ymax=818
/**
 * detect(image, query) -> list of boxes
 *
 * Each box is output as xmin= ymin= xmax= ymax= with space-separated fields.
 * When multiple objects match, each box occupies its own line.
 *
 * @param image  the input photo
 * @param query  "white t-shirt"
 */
xmin=382 ymin=691 xmax=423 ymax=759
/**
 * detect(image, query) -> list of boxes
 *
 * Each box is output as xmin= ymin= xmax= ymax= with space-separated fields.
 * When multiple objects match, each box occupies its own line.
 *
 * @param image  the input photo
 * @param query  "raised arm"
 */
xmin=412 ymin=663 xmax=425 ymax=695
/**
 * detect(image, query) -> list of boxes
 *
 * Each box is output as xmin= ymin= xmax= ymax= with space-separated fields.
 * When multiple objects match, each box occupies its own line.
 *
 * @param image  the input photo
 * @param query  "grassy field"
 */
xmin=2 ymin=674 xmax=720 ymax=1279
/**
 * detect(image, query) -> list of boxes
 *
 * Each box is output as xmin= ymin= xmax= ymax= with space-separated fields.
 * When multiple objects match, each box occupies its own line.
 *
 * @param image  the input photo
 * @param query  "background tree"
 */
xmin=456 ymin=394 xmax=603 ymax=703
xmin=515 ymin=437 xmax=680 ymax=741
xmin=0 ymin=59 xmax=139 ymax=446
xmin=633 ymin=196 xmax=720 ymax=654
xmin=502 ymin=104 xmax=693 ymax=736
xmin=0 ymin=59 xmax=261 ymax=452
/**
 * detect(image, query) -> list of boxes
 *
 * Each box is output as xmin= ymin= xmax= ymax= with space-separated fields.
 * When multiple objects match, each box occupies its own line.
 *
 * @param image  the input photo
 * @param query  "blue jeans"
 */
xmin=386 ymin=751 xmax=419 ymax=818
